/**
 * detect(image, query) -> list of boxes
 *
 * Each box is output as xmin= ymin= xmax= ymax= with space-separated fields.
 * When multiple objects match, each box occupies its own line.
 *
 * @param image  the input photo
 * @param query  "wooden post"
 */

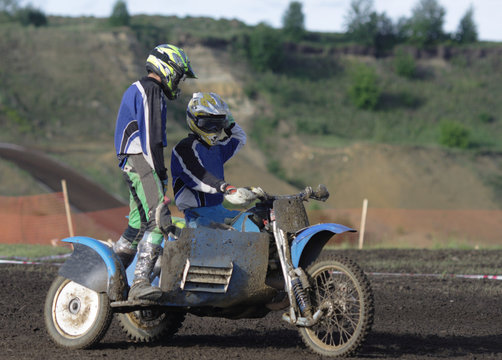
xmin=358 ymin=198 xmax=368 ymax=249
xmin=61 ymin=179 xmax=74 ymax=237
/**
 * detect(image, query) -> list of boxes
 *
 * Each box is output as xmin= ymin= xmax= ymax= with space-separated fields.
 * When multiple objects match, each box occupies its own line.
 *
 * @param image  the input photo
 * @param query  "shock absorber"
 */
xmin=291 ymin=276 xmax=312 ymax=317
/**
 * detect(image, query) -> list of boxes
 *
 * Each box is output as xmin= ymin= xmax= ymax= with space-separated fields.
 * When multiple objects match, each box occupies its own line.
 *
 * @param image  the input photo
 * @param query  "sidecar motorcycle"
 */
xmin=44 ymin=185 xmax=374 ymax=357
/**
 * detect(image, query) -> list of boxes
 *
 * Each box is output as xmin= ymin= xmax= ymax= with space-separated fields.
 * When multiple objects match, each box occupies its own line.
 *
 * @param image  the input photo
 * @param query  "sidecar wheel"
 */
xmin=117 ymin=309 xmax=185 ymax=343
xmin=299 ymin=253 xmax=374 ymax=357
xmin=44 ymin=276 xmax=113 ymax=349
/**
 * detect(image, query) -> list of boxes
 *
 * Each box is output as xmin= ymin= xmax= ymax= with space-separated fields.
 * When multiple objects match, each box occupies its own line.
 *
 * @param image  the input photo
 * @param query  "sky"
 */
xmin=26 ymin=0 xmax=502 ymax=42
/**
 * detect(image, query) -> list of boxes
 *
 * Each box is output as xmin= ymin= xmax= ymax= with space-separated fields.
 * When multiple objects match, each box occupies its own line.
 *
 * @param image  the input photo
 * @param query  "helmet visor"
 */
xmin=196 ymin=115 xmax=229 ymax=133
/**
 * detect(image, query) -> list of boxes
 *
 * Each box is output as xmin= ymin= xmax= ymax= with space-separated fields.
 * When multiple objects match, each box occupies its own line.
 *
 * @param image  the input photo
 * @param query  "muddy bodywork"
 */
xmin=272 ymin=198 xmax=355 ymax=268
xmin=273 ymin=198 xmax=309 ymax=233
xmin=58 ymin=237 xmax=128 ymax=301
xmin=160 ymin=227 xmax=275 ymax=308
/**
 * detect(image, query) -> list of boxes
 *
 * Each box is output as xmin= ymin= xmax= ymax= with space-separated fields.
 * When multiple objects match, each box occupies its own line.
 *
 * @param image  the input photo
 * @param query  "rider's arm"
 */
xmin=144 ymin=79 xmax=168 ymax=182
xmin=172 ymin=136 xmax=226 ymax=194
xmin=133 ymin=78 xmax=168 ymax=181
xmin=220 ymin=123 xmax=246 ymax=163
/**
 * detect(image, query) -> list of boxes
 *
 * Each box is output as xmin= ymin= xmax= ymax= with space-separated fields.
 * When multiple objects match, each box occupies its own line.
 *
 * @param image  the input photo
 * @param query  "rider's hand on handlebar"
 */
xmin=225 ymin=187 xmax=257 ymax=206
xmin=221 ymin=183 xmax=237 ymax=195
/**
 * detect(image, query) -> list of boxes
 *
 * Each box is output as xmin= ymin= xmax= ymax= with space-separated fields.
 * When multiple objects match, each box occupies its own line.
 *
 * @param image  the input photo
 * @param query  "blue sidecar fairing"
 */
xmin=58 ymin=236 xmax=128 ymax=301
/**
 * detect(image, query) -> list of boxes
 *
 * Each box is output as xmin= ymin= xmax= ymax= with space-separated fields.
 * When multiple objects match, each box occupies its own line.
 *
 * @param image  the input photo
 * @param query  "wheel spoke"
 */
xmin=299 ymin=254 xmax=374 ymax=357
xmin=310 ymin=266 xmax=363 ymax=347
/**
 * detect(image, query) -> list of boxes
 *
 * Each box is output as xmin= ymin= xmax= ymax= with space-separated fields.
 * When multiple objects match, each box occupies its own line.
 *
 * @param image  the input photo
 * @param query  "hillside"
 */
xmin=0 ymin=16 xmax=501 ymax=212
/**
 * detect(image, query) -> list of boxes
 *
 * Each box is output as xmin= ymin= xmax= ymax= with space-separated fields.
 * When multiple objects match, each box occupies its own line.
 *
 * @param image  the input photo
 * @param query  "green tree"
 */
xmin=344 ymin=0 xmax=373 ymax=45
xmin=16 ymin=5 xmax=47 ymax=27
xmin=248 ymin=23 xmax=284 ymax=72
xmin=345 ymin=0 xmax=397 ymax=54
xmin=109 ymin=0 xmax=130 ymax=27
xmin=0 ymin=0 xmax=18 ymax=14
xmin=455 ymin=6 xmax=478 ymax=43
xmin=0 ymin=0 xmax=17 ymax=22
xmin=282 ymin=1 xmax=305 ymax=42
xmin=368 ymin=12 xmax=397 ymax=54
xmin=408 ymin=0 xmax=446 ymax=47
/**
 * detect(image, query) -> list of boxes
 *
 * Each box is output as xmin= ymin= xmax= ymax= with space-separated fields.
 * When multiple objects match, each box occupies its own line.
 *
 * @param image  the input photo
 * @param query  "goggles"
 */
xmin=193 ymin=114 xmax=229 ymax=133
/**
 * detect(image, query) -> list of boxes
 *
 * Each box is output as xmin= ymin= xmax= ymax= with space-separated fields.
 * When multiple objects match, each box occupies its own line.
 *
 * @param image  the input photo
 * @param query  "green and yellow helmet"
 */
xmin=187 ymin=92 xmax=234 ymax=146
xmin=146 ymin=44 xmax=196 ymax=99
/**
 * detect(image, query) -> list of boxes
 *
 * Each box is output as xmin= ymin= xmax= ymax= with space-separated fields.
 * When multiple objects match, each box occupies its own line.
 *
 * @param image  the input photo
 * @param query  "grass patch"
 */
xmin=0 ymin=243 xmax=71 ymax=258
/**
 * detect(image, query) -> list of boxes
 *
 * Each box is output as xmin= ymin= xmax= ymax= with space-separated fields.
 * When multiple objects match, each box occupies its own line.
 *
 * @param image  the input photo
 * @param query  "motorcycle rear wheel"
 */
xmin=44 ymin=276 xmax=113 ymax=349
xmin=299 ymin=252 xmax=374 ymax=357
xmin=117 ymin=309 xmax=185 ymax=343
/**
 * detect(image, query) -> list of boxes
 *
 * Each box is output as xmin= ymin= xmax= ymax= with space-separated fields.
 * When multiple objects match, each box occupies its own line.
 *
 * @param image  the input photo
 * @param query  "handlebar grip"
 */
xmin=309 ymin=184 xmax=329 ymax=202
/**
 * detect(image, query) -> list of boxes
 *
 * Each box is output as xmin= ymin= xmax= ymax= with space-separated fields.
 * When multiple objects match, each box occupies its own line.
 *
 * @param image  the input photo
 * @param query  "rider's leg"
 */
xmin=123 ymin=155 xmax=168 ymax=301
xmin=112 ymin=231 xmax=138 ymax=269
xmin=113 ymin=179 xmax=145 ymax=269
xmin=128 ymin=232 xmax=163 ymax=300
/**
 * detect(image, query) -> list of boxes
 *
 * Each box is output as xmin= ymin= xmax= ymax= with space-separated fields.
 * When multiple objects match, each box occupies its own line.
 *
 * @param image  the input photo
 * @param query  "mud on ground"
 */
xmin=1 ymin=249 xmax=501 ymax=360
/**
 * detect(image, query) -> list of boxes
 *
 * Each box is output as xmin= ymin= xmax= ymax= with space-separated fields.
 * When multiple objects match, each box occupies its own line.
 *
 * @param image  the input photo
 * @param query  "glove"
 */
xmin=220 ymin=183 xmax=237 ymax=195
xmin=155 ymin=202 xmax=172 ymax=235
xmin=226 ymin=113 xmax=235 ymax=128
xmin=225 ymin=187 xmax=257 ymax=206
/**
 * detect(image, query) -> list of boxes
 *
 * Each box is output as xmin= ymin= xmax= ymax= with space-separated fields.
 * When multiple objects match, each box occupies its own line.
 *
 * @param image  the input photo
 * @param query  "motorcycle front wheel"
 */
xmin=44 ymin=276 xmax=113 ymax=349
xmin=299 ymin=252 xmax=374 ymax=357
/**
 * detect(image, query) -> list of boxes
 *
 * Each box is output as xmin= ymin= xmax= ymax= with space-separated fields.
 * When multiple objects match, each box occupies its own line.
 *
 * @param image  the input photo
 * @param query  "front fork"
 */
xmin=272 ymin=221 xmax=323 ymax=327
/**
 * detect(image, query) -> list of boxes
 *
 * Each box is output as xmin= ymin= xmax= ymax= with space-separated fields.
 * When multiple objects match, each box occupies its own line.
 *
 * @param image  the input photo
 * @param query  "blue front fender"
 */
xmin=291 ymin=223 xmax=356 ymax=268
xmin=58 ymin=236 xmax=128 ymax=301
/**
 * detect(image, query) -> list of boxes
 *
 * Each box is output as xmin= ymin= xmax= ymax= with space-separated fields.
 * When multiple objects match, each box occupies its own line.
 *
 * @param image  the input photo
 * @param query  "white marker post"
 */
xmin=61 ymin=179 xmax=74 ymax=238
xmin=358 ymin=198 xmax=368 ymax=249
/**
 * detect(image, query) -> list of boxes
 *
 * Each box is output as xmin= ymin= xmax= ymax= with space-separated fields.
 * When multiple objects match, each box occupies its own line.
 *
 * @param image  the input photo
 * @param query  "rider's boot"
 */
xmin=128 ymin=238 xmax=163 ymax=301
xmin=112 ymin=236 xmax=136 ymax=269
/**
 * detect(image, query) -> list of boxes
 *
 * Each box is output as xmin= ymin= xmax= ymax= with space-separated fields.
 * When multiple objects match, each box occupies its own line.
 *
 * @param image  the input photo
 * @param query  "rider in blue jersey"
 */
xmin=171 ymin=92 xmax=246 ymax=228
xmin=113 ymin=44 xmax=196 ymax=301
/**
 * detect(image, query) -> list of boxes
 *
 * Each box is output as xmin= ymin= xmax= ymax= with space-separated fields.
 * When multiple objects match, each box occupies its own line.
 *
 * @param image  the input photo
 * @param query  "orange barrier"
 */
xmin=0 ymin=193 xmax=184 ymax=245
xmin=0 ymin=193 xmax=127 ymax=245
xmin=1 ymin=193 xmax=501 ymax=248
xmin=310 ymin=208 xmax=502 ymax=248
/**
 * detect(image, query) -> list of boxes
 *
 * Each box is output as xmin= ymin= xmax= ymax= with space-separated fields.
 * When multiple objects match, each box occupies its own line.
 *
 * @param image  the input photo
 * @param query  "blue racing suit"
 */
xmin=114 ymin=76 xmax=168 ymax=246
xmin=171 ymin=123 xmax=246 ymax=227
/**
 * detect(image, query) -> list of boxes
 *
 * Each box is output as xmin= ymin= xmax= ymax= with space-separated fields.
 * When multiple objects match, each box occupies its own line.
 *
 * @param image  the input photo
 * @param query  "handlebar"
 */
xmin=259 ymin=184 xmax=330 ymax=202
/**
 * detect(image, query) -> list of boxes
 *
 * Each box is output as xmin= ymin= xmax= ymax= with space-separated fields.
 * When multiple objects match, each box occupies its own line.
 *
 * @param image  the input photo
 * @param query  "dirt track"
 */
xmin=1 ymin=249 xmax=501 ymax=360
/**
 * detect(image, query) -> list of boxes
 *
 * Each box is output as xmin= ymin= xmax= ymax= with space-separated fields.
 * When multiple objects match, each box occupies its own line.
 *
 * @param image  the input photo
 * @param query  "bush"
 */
xmin=349 ymin=63 xmax=381 ymax=110
xmin=248 ymin=23 xmax=284 ymax=72
xmin=478 ymin=112 xmax=495 ymax=124
xmin=439 ymin=121 xmax=471 ymax=149
xmin=394 ymin=48 xmax=417 ymax=78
